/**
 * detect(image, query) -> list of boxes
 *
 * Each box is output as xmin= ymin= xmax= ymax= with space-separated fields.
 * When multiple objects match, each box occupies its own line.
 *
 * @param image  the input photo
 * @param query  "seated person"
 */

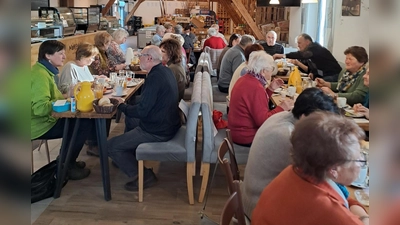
xmin=228 ymin=51 xmax=294 ymax=146
xmin=218 ymin=35 xmax=255 ymax=93
xmin=217 ymin=34 xmax=241 ymax=77
xmin=89 ymin=32 xmax=125 ymax=76
xmin=107 ymin=45 xmax=181 ymax=192
xmin=210 ymin=24 xmax=228 ymax=45
xmin=176 ymin=25 xmax=196 ymax=65
xmin=202 ymin=28 xmax=226 ymax=50
xmin=252 ymin=112 xmax=369 ymax=225
xmin=107 ymin=28 xmax=129 ymax=66
xmin=31 ymin=40 xmax=91 ymax=180
xmin=151 ymin=25 xmax=165 ymax=46
xmin=58 ymin=42 xmax=98 ymax=96
xmin=353 ymin=67 xmax=369 ymax=119
xmin=273 ymin=33 xmax=342 ymax=82
xmin=260 ymin=31 xmax=284 ymax=56
xmin=242 ymin=88 xmax=339 ymax=219
xmin=316 ymin=46 xmax=369 ymax=106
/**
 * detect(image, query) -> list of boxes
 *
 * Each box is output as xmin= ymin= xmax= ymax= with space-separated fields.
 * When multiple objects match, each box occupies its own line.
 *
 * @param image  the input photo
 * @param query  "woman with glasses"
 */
xmin=252 ymin=112 xmax=369 ymax=225
xmin=58 ymin=42 xmax=99 ymax=96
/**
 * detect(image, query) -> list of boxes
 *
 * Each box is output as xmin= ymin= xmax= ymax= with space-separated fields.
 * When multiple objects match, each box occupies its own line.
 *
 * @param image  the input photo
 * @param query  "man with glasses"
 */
xmin=107 ymin=45 xmax=181 ymax=191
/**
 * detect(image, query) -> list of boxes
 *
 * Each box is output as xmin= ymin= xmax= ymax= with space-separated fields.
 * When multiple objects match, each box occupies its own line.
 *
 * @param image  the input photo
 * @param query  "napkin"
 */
xmin=125 ymin=47 xmax=134 ymax=65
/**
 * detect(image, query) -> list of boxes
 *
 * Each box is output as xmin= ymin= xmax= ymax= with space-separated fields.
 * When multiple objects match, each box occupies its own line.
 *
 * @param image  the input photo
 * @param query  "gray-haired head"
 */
xmin=112 ymin=28 xmax=129 ymax=44
xmin=207 ymin=28 xmax=217 ymax=37
xmin=144 ymin=45 xmax=163 ymax=63
xmin=239 ymin=34 xmax=256 ymax=47
xmin=156 ymin=25 xmax=166 ymax=35
xmin=174 ymin=25 xmax=183 ymax=34
xmin=247 ymin=51 xmax=275 ymax=75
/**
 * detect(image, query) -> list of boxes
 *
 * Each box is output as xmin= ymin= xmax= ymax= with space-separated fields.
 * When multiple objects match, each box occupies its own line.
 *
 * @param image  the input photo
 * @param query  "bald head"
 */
xmin=266 ymin=31 xmax=277 ymax=46
xmin=140 ymin=45 xmax=162 ymax=70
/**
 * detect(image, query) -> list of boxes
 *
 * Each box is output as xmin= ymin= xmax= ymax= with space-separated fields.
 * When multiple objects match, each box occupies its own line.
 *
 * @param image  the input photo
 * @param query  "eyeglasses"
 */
xmin=137 ymin=53 xmax=151 ymax=58
xmin=348 ymin=151 xmax=368 ymax=167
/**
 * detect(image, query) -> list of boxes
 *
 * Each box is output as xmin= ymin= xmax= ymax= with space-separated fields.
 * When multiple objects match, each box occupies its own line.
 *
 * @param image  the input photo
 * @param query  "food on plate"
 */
xmin=98 ymin=97 xmax=111 ymax=106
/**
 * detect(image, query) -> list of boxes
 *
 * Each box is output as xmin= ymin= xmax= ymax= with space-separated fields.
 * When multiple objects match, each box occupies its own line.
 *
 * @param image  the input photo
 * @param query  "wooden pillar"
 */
xmin=59 ymin=0 xmax=74 ymax=7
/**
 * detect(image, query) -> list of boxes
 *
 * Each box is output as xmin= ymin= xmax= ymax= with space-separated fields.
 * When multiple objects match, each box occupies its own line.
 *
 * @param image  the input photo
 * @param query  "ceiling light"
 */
xmin=269 ymin=0 xmax=280 ymax=4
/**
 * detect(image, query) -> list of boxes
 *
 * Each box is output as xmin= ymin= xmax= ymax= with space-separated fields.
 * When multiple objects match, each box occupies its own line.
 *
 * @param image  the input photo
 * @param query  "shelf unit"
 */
xmin=216 ymin=3 xmax=233 ymax=35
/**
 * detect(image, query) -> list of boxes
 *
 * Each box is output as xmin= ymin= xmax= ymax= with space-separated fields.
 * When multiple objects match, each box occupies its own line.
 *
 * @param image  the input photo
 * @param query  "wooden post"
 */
xmin=230 ymin=0 xmax=264 ymax=40
xmin=125 ymin=0 xmax=146 ymax=25
xmin=102 ymin=0 xmax=115 ymax=17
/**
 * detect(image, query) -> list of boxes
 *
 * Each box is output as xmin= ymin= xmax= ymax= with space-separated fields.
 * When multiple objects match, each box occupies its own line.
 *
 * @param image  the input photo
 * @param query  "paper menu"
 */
xmin=54 ymin=100 xmax=67 ymax=106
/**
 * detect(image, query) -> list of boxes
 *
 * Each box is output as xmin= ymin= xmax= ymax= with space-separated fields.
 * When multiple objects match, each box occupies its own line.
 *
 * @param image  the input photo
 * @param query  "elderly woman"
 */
xmin=202 ymin=28 xmax=226 ymax=50
xmin=107 ymin=28 xmax=129 ymax=66
xmin=228 ymin=51 xmax=294 ymax=146
xmin=252 ymin=112 xmax=369 ymax=225
xmin=353 ymin=67 xmax=369 ymax=119
xmin=217 ymin=34 xmax=241 ymax=76
xmin=316 ymin=46 xmax=369 ymax=106
xmin=151 ymin=25 xmax=165 ymax=46
xmin=31 ymin=40 xmax=91 ymax=180
xmin=159 ymin=38 xmax=186 ymax=102
xmin=89 ymin=32 xmax=125 ymax=76
xmin=58 ymin=42 xmax=99 ymax=96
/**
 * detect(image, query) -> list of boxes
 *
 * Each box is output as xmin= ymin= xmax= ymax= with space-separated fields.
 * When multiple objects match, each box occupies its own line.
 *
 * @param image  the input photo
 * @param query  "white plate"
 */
xmin=350 ymin=182 xmax=368 ymax=189
xmin=344 ymin=109 xmax=364 ymax=118
xmin=112 ymin=92 xmax=127 ymax=97
xmin=274 ymin=88 xmax=283 ymax=93
xmin=127 ymin=82 xmax=138 ymax=87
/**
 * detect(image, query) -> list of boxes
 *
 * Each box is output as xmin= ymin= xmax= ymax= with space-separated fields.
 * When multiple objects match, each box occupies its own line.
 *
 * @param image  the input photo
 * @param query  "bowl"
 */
xmin=129 ymin=64 xmax=141 ymax=71
xmin=52 ymin=102 xmax=71 ymax=113
xmin=276 ymin=69 xmax=289 ymax=76
xmin=93 ymin=98 xmax=119 ymax=114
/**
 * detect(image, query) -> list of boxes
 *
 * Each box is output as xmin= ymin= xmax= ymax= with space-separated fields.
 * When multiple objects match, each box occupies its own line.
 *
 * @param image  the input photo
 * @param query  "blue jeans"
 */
xmin=107 ymin=117 xmax=173 ymax=178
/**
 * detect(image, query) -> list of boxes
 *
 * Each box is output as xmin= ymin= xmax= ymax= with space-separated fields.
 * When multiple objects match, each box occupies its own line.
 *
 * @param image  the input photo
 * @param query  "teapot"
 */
xmin=74 ymin=81 xmax=95 ymax=112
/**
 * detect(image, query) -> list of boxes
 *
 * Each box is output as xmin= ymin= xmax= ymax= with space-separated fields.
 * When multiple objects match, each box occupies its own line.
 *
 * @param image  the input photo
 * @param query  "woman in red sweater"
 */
xmin=228 ymin=51 xmax=294 ymax=146
xmin=202 ymin=28 xmax=226 ymax=50
xmin=252 ymin=112 xmax=369 ymax=225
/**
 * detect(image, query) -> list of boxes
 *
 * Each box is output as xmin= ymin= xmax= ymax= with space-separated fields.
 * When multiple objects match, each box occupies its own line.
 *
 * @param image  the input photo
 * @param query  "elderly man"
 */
xmin=151 ymin=25 xmax=165 ymax=46
xmin=108 ymin=45 xmax=181 ymax=191
xmin=273 ymin=33 xmax=342 ymax=82
xmin=218 ymin=35 xmax=255 ymax=93
xmin=260 ymin=30 xmax=284 ymax=55
xmin=241 ymin=88 xmax=342 ymax=219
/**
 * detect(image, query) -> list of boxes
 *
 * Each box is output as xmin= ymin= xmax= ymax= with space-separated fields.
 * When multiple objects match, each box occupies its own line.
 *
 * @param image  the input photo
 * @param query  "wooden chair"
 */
xmin=220 ymin=181 xmax=246 ymax=225
xmin=31 ymin=139 xmax=50 ymax=173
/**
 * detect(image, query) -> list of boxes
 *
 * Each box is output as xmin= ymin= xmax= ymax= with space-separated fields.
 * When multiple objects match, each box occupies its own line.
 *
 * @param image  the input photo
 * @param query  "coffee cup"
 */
xmin=337 ymin=97 xmax=347 ymax=108
xmin=115 ymin=86 xmax=124 ymax=96
xmin=353 ymin=166 xmax=368 ymax=185
xmin=287 ymin=86 xmax=296 ymax=97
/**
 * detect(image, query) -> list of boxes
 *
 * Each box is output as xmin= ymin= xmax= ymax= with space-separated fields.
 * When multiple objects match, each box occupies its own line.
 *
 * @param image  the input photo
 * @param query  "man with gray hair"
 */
xmin=218 ymin=34 xmax=255 ymax=93
xmin=108 ymin=45 xmax=181 ymax=192
xmin=151 ymin=25 xmax=165 ymax=46
xmin=260 ymin=30 xmax=284 ymax=56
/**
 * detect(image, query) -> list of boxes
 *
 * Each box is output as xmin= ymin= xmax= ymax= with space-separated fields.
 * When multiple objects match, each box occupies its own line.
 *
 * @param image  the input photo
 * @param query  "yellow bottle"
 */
xmin=288 ymin=66 xmax=303 ymax=94
xmin=74 ymin=81 xmax=95 ymax=112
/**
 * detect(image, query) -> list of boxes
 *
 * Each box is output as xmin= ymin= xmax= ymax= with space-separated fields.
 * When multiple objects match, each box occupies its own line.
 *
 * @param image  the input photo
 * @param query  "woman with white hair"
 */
xmin=107 ymin=28 xmax=129 ymax=66
xmin=228 ymin=51 xmax=294 ymax=146
xmin=202 ymin=28 xmax=226 ymax=50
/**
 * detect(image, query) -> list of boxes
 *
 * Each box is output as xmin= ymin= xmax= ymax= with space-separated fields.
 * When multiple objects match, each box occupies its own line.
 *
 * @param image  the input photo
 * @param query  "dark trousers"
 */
xmin=107 ymin=117 xmax=174 ymax=178
xmin=36 ymin=118 xmax=93 ymax=164
xmin=218 ymin=85 xmax=229 ymax=93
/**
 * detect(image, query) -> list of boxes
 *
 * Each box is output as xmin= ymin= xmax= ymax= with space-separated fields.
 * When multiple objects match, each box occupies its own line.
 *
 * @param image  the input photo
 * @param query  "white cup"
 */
xmin=115 ymin=86 xmax=124 ymax=96
xmin=337 ymin=97 xmax=347 ymax=108
xmin=354 ymin=166 xmax=368 ymax=185
xmin=287 ymin=86 xmax=296 ymax=97
xmin=280 ymin=90 xmax=286 ymax=99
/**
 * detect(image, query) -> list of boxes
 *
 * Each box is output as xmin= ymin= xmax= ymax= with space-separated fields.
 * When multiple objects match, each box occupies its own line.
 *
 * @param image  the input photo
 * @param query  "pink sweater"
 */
xmin=228 ymin=74 xmax=283 ymax=145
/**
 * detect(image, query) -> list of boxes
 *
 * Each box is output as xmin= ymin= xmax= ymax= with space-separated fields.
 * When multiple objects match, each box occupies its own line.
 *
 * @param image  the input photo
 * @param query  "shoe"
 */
xmin=75 ymin=161 xmax=86 ymax=169
xmin=68 ymin=165 xmax=91 ymax=180
xmin=86 ymin=146 xmax=99 ymax=157
xmin=124 ymin=168 xmax=157 ymax=192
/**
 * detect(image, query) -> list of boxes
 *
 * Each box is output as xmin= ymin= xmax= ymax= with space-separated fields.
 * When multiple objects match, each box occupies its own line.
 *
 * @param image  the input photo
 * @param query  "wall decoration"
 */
xmin=342 ymin=0 xmax=361 ymax=16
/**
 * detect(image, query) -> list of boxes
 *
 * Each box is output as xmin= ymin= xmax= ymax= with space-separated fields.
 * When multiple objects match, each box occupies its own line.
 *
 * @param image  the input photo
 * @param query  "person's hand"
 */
xmin=320 ymin=87 xmax=335 ymax=97
xmin=354 ymin=104 xmax=369 ymax=119
xmin=288 ymin=59 xmax=298 ymax=66
xmin=315 ymin=78 xmax=330 ymax=88
xmin=279 ymin=98 xmax=295 ymax=111
xmin=116 ymin=98 xmax=125 ymax=105
xmin=269 ymin=78 xmax=284 ymax=91
xmin=115 ymin=64 xmax=126 ymax=71
xmin=273 ymin=54 xmax=285 ymax=60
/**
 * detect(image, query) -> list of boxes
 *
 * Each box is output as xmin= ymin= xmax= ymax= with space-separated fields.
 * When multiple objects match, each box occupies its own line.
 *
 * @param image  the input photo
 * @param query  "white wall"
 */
xmin=288 ymin=7 xmax=301 ymax=48
xmin=332 ymin=0 xmax=369 ymax=63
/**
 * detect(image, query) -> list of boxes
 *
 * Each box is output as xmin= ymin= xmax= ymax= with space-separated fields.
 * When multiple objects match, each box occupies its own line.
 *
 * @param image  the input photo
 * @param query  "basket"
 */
xmin=129 ymin=64 xmax=141 ymax=71
xmin=93 ymin=98 xmax=119 ymax=114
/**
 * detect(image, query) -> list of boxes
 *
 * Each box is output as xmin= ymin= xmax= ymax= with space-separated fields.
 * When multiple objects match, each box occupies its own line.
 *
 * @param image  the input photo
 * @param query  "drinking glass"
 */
xmin=110 ymin=72 xmax=117 ymax=82
xmin=94 ymin=84 xmax=104 ymax=99
xmin=119 ymin=69 xmax=125 ymax=77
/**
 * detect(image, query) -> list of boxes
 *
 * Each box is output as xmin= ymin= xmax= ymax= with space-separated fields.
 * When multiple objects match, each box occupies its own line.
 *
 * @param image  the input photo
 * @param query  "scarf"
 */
xmin=337 ymin=66 xmax=366 ymax=92
xmin=247 ymin=70 xmax=267 ymax=87
xmin=38 ymin=58 xmax=60 ymax=85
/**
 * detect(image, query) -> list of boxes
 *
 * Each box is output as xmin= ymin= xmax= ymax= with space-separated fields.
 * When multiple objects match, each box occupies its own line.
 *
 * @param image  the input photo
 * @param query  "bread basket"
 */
xmin=93 ymin=98 xmax=119 ymax=114
xmin=129 ymin=64 xmax=141 ymax=71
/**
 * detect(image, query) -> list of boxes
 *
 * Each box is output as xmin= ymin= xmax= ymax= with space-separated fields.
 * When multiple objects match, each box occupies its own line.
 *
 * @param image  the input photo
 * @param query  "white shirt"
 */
xmin=58 ymin=61 xmax=94 ymax=94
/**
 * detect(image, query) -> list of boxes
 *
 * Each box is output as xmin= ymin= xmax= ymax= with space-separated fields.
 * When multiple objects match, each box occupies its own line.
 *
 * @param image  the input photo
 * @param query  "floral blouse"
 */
xmin=106 ymin=41 xmax=126 ymax=68
xmin=89 ymin=50 xmax=113 ymax=76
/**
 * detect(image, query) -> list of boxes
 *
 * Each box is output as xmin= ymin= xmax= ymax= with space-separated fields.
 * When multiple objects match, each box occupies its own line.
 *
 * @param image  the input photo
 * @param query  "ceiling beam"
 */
xmin=230 ymin=0 xmax=264 ymax=40
xmin=102 ymin=0 xmax=115 ymax=17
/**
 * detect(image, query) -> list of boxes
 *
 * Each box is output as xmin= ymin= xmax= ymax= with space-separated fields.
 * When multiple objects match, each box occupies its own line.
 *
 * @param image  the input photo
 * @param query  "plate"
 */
xmin=350 ymin=182 xmax=368 ymax=189
xmin=274 ymin=88 xmax=283 ymax=93
xmin=344 ymin=109 xmax=364 ymax=118
xmin=112 ymin=92 xmax=127 ymax=97
xmin=354 ymin=189 xmax=369 ymax=206
xmin=103 ymin=90 xmax=112 ymax=95
xmin=127 ymin=81 xmax=138 ymax=87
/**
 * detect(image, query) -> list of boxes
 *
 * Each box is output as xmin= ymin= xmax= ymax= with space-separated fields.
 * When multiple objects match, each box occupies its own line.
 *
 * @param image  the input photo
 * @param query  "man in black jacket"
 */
xmin=107 ymin=45 xmax=181 ymax=191
xmin=273 ymin=33 xmax=342 ymax=82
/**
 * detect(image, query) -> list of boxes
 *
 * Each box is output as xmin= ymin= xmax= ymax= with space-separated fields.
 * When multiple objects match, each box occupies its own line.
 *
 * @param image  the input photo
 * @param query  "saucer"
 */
xmin=350 ymin=182 xmax=368 ymax=189
xmin=112 ymin=92 xmax=127 ymax=97
xmin=273 ymin=88 xmax=283 ymax=93
xmin=344 ymin=109 xmax=364 ymax=118
xmin=127 ymin=81 xmax=138 ymax=87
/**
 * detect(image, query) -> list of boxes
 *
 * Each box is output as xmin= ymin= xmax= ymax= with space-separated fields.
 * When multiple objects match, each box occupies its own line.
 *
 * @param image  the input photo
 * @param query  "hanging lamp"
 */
xmin=269 ymin=0 xmax=280 ymax=5
xmin=302 ymin=0 xmax=318 ymax=3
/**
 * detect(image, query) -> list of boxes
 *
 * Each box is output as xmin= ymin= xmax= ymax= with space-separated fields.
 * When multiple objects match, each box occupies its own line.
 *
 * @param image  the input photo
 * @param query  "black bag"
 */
xmin=31 ymin=160 xmax=68 ymax=203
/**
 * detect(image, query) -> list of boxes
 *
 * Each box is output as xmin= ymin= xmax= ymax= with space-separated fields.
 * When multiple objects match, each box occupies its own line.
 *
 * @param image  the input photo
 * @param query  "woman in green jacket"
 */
xmin=316 ymin=46 xmax=369 ymax=106
xmin=31 ymin=40 xmax=92 ymax=180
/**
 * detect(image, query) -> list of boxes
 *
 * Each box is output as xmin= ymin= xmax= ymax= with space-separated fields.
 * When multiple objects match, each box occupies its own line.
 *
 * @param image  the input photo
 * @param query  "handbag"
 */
xmin=31 ymin=160 xmax=68 ymax=203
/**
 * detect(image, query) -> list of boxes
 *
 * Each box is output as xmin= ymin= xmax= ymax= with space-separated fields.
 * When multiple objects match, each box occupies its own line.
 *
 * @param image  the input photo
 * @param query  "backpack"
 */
xmin=31 ymin=160 xmax=68 ymax=203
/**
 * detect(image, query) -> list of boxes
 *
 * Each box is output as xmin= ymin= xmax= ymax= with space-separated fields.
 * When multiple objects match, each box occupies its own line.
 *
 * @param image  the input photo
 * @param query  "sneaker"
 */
xmin=124 ymin=168 xmax=157 ymax=192
xmin=68 ymin=165 xmax=91 ymax=180
xmin=75 ymin=161 xmax=86 ymax=169
xmin=86 ymin=146 xmax=99 ymax=157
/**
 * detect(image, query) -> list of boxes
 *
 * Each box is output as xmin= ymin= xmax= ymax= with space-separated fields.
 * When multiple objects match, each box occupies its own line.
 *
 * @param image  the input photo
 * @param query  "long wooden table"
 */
xmin=52 ymin=79 xmax=144 ymax=201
